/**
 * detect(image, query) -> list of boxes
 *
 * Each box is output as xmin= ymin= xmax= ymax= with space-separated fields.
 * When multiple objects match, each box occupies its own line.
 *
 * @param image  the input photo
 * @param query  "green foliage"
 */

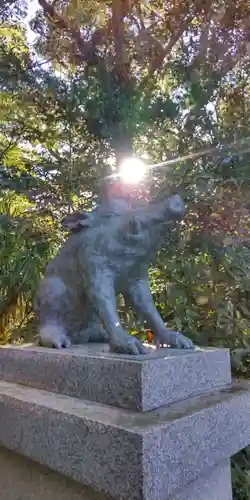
xmin=232 ymin=449 xmax=250 ymax=500
xmin=1 ymin=1 xmax=250 ymax=496
xmin=150 ymin=236 xmax=250 ymax=350
xmin=0 ymin=190 xmax=60 ymax=343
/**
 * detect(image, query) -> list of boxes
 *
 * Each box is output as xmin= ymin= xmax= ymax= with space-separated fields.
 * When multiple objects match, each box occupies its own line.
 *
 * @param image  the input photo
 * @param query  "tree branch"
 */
xmin=37 ymin=0 xmax=98 ymax=64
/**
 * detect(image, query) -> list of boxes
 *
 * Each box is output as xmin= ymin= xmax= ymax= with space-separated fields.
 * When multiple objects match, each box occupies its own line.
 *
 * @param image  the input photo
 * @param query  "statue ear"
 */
xmin=61 ymin=212 xmax=92 ymax=231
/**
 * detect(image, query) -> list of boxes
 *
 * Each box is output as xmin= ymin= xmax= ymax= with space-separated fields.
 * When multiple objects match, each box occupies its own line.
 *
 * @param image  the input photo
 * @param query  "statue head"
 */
xmin=61 ymin=193 xmax=185 ymax=260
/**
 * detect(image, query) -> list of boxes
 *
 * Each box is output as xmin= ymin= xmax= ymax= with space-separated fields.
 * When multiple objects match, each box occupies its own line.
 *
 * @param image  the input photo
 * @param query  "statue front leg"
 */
xmin=125 ymin=279 xmax=194 ymax=349
xmin=80 ymin=313 xmax=109 ymax=343
xmin=35 ymin=277 xmax=71 ymax=348
xmin=87 ymin=276 xmax=146 ymax=355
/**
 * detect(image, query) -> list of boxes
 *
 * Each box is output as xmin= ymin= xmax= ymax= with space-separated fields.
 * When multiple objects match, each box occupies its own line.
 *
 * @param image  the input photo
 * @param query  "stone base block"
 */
xmin=0 ymin=379 xmax=248 ymax=500
xmin=0 ymin=446 xmax=113 ymax=500
xmin=0 ymin=447 xmax=232 ymax=500
xmin=170 ymin=461 xmax=232 ymax=500
xmin=0 ymin=344 xmax=231 ymax=411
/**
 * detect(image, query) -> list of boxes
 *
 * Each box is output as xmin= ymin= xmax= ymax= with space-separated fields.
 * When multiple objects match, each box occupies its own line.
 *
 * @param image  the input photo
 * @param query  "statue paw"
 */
xmin=159 ymin=329 xmax=194 ymax=349
xmin=110 ymin=335 xmax=147 ymax=355
xmin=39 ymin=325 xmax=71 ymax=349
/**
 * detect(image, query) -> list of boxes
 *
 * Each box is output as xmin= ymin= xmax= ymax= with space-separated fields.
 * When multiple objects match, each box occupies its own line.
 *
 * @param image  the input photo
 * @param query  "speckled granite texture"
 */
xmin=0 ymin=380 xmax=248 ymax=500
xmin=0 ymin=446 xmax=231 ymax=500
xmin=0 ymin=344 xmax=231 ymax=411
xmin=0 ymin=446 xmax=114 ymax=500
xmin=170 ymin=461 xmax=232 ymax=500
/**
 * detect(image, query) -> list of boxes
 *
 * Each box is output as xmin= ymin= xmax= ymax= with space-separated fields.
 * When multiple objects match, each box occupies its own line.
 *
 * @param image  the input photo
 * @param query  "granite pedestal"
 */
xmin=0 ymin=343 xmax=249 ymax=500
xmin=0 ymin=344 xmax=231 ymax=411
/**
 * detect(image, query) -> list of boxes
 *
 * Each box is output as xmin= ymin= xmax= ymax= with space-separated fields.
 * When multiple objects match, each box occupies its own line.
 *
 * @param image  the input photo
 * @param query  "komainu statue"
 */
xmin=34 ymin=191 xmax=194 ymax=355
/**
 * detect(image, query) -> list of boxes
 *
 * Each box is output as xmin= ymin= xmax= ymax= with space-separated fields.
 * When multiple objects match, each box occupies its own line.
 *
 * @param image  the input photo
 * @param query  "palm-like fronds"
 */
xmin=0 ymin=191 xmax=59 ymax=343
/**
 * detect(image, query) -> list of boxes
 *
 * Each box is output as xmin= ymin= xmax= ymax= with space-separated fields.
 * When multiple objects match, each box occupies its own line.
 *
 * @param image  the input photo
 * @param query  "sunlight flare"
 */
xmin=119 ymin=157 xmax=147 ymax=184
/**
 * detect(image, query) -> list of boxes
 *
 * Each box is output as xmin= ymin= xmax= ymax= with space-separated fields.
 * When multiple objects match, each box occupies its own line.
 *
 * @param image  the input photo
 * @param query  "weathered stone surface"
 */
xmin=0 ymin=446 xmax=114 ymax=500
xmin=170 ymin=461 xmax=232 ymax=500
xmin=0 ymin=344 xmax=231 ymax=411
xmin=0 ymin=379 xmax=248 ymax=500
xmin=0 ymin=446 xmax=231 ymax=500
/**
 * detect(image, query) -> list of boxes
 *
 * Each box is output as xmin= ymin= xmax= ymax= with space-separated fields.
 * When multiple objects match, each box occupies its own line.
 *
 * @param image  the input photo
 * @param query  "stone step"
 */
xmin=0 ymin=379 xmax=249 ymax=500
xmin=0 ymin=344 xmax=231 ymax=412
